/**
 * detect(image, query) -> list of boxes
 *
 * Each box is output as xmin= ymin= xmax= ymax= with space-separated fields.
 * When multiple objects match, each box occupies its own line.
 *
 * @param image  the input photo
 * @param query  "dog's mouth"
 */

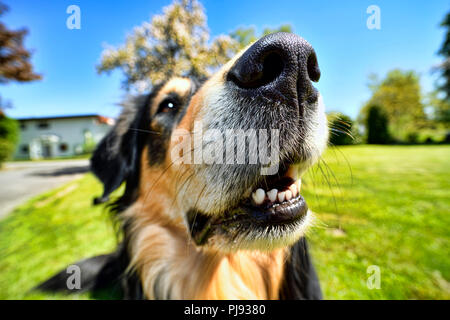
xmin=187 ymin=165 xmax=308 ymax=247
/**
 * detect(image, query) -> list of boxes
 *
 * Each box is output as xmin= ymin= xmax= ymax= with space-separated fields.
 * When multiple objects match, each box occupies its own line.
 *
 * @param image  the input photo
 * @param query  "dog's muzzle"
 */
xmin=186 ymin=33 xmax=325 ymax=250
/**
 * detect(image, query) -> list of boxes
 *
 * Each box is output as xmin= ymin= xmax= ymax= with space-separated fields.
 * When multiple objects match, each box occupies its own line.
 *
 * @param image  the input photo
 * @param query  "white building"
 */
xmin=14 ymin=114 xmax=115 ymax=160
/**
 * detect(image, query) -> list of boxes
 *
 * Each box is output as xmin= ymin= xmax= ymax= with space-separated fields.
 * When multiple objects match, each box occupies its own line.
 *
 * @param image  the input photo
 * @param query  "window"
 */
xmin=20 ymin=123 xmax=27 ymax=130
xmin=37 ymin=122 xmax=50 ymax=129
xmin=21 ymin=145 xmax=29 ymax=154
xmin=59 ymin=143 xmax=68 ymax=152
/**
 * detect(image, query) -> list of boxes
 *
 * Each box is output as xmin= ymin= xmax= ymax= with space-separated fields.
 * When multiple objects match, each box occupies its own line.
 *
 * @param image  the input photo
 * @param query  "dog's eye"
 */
xmin=157 ymin=98 xmax=179 ymax=114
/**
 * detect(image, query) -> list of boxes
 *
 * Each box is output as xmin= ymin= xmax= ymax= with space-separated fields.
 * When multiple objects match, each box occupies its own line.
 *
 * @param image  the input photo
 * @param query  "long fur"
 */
xmin=36 ymin=238 xmax=321 ymax=300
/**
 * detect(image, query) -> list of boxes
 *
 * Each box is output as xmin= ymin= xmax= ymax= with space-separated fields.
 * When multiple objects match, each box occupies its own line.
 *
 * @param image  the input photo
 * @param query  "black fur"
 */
xmin=91 ymin=94 xmax=152 ymax=207
xmin=279 ymin=237 xmax=322 ymax=299
xmin=35 ymin=243 xmax=143 ymax=299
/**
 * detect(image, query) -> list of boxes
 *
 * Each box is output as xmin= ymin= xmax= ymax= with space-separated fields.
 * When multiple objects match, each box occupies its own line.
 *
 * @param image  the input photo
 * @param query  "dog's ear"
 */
xmin=91 ymin=97 xmax=149 ymax=205
xmin=279 ymin=237 xmax=323 ymax=300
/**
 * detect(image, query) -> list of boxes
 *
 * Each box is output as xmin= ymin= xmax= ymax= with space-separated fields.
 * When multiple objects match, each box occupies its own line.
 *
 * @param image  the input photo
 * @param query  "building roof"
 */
xmin=17 ymin=114 xmax=115 ymax=125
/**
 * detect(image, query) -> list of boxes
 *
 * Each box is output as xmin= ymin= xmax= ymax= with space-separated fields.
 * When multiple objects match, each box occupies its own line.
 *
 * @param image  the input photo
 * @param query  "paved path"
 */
xmin=0 ymin=159 xmax=90 ymax=219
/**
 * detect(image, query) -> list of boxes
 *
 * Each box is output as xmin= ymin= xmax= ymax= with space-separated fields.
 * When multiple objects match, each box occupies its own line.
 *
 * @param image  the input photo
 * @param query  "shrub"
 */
xmin=405 ymin=131 xmax=419 ymax=144
xmin=81 ymin=130 xmax=96 ymax=154
xmin=0 ymin=114 xmax=19 ymax=165
xmin=444 ymin=132 xmax=450 ymax=143
xmin=366 ymin=105 xmax=391 ymax=144
xmin=328 ymin=112 xmax=356 ymax=145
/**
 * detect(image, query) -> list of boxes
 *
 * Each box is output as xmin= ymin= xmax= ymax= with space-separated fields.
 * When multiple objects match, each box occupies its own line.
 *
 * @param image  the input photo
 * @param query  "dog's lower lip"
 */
xmin=188 ymin=165 xmax=310 ymax=245
xmin=218 ymin=194 xmax=307 ymax=227
xmin=188 ymin=195 xmax=308 ymax=246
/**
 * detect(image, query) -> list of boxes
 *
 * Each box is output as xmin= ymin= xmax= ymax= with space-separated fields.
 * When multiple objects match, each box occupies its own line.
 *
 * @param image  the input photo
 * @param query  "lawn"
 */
xmin=0 ymin=145 xmax=449 ymax=299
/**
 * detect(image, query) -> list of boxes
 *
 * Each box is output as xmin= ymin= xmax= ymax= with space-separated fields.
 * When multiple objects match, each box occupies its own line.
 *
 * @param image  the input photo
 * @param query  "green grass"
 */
xmin=303 ymin=145 xmax=450 ymax=299
xmin=0 ymin=175 xmax=118 ymax=299
xmin=0 ymin=145 xmax=449 ymax=299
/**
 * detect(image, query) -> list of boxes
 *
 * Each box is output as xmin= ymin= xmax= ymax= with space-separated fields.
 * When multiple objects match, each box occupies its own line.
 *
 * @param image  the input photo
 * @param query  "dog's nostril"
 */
xmin=227 ymin=51 xmax=284 ymax=89
xmin=307 ymin=52 xmax=320 ymax=82
xmin=260 ymin=52 xmax=285 ymax=87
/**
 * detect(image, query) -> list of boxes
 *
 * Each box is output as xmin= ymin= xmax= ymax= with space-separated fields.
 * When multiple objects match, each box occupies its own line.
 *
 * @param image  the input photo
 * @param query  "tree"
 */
xmin=0 ymin=2 xmax=40 ymax=164
xmin=0 ymin=3 xmax=41 ymax=84
xmin=0 ymin=109 xmax=18 ymax=165
xmin=359 ymin=69 xmax=426 ymax=141
xmin=262 ymin=24 xmax=293 ymax=37
xmin=327 ymin=112 xmax=356 ymax=145
xmin=97 ymin=0 xmax=240 ymax=92
xmin=426 ymin=90 xmax=450 ymax=126
xmin=230 ymin=24 xmax=293 ymax=49
xmin=425 ymin=11 xmax=450 ymax=135
xmin=366 ymin=105 xmax=390 ymax=144
xmin=230 ymin=27 xmax=257 ymax=49
xmin=436 ymin=12 xmax=450 ymax=101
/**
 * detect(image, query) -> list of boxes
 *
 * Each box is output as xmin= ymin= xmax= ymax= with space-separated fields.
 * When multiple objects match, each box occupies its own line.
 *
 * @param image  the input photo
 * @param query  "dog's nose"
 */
xmin=227 ymin=32 xmax=320 ymax=101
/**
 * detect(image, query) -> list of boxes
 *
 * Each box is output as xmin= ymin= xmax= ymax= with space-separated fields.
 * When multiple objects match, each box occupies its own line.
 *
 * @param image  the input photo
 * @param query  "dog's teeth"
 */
xmin=277 ymin=191 xmax=286 ymax=203
xmin=267 ymin=189 xmax=278 ymax=202
xmin=251 ymin=176 xmax=303 ymax=206
xmin=252 ymin=188 xmax=265 ymax=205
xmin=289 ymin=184 xmax=298 ymax=197
xmin=285 ymin=190 xmax=292 ymax=201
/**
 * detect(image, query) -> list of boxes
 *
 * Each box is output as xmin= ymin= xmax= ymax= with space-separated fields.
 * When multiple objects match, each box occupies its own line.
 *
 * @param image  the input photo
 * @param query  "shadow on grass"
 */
xmin=30 ymin=166 xmax=90 ymax=177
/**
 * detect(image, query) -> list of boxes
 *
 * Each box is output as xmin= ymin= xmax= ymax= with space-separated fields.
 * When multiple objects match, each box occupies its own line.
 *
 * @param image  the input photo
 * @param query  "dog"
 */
xmin=38 ymin=32 xmax=328 ymax=299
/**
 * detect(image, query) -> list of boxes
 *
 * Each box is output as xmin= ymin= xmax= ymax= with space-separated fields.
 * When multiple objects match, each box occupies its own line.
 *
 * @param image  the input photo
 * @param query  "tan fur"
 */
xmin=176 ymin=44 xmax=249 ymax=133
xmin=121 ymin=147 xmax=287 ymax=299
xmin=124 ymin=206 xmax=287 ymax=299
xmin=200 ymin=249 xmax=286 ymax=299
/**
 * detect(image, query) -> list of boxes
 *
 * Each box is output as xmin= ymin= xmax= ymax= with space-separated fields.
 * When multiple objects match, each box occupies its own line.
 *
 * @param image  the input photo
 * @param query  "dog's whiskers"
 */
xmin=129 ymin=127 xmax=164 ymax=135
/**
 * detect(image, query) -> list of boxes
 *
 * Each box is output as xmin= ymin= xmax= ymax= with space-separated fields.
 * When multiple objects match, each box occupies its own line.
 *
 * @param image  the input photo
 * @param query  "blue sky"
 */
xmin=1 ymin=0 xmax=448 ymax=119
